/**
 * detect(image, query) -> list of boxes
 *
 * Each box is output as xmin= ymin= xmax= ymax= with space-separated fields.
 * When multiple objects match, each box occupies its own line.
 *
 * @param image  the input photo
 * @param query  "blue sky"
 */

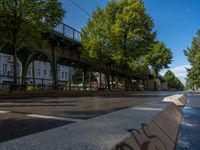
xmin=61 ymin=0 xmax=200 ymax=84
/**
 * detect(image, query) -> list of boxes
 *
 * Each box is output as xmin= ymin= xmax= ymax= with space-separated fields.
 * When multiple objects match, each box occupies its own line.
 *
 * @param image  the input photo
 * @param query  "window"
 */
xmin=10 ymin=65 xmax=13 ymax=74
xmin=57 ymin=69 xmax=60 ymax=78
xmin=17 ymin=63 xmax=20 ymax=75
xmin=49 ymin=71 xmax=52 ymax=78
xmin=65 ymin=72 xmax=68 ymax=79
xmin=61 ymin=71 xmax=64 ymax=79
xmin=3 ymin=55 xmax=7 ymax=59
xmin=44 ymin=69 xmax=47 ymax=77
xmin=3 ymin=64 xmax=7 ymax=75
xmin=0 ymin=55 xmax=1 ymax=75
xmin=37 ymin=69 xmax=40 ymax=77
xmin=27 ymin=68 xmax=31 ymax=76
xmin=7 ymin=56 xmax=11 ymax=61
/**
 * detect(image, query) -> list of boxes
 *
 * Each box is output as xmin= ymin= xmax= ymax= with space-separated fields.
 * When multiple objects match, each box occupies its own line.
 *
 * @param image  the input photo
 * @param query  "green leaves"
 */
xmin=0 ymin=0 xmax=65 ymax=84
xmin=72 ymin=69 xmax=97 ymax=84
xmin=81 ymin=0 xmax=155 ymax=74
xmin=185 ymin=30 xmax=200 ymax=88
xmin=146 ymin=41 xmax=172 ymax=77
xmin=43 ymin=0 xmax=65 ymax=28
xmin=164 ymin=70 xmax=184 ymax=90
xmin=0 ymin=0 xmax=65 ymax=51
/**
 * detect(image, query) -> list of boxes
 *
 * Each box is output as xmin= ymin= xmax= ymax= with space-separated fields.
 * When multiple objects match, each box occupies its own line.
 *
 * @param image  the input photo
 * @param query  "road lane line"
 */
xmin=27 ymin=114 xmax=83 ymax=122
xmin=132 ymin=107 xmax=162 ymax=111
xmin=0 ymin=111 xmax=10 ymax=114
xmin=0 ymin=103 xmax=13 ymax=105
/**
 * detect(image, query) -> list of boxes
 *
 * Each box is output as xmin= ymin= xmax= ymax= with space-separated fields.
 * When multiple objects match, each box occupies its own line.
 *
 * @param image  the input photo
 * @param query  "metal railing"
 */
xmin=53 ymin=23 xmax=81 ymax=43
xmin=0 ymin=84 xmax=97 ymax=93
xmin=0 ymin=82 xmax=125 ymax=93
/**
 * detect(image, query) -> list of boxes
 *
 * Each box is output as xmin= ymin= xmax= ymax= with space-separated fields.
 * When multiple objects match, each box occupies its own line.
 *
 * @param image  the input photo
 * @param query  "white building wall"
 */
xmin=0 ymin=52 xmax=73 ymax=85
xmin=31 ymin=61 xmax=52 ymax=85
xmin=0 ymin=52 xmax=21 ymax=84
xmin=57 ymin=64 xmax=70 ymax=84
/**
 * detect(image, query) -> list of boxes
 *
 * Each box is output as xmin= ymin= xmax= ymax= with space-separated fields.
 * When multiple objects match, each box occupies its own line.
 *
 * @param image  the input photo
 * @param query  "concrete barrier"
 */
xmin=163 ymin=94 xmax=187 ymax=106
xmin=113 ymin=104 xmax=182 ymax=150
xmin=0 ymin=102 xmax=182 ymax=150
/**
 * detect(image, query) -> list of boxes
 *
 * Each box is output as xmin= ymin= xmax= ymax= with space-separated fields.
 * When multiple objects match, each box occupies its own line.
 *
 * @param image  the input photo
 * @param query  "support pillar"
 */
xmin=50 ymin=41 xmax=58 ymax=90
xmin=82 ymin=67 xmax=87 ymax=91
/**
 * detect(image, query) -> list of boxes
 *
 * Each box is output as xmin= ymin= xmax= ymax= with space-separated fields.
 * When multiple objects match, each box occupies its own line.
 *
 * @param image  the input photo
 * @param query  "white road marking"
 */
xmin=0 ymin=103 xmax=13 ymax=105
xmin=132 ymin=107 xmax=162 ymax=111
xmin=0 ymin=110 xmax=10 ymax=114
xmin=27 ymin=114 xmax=83 ymax=122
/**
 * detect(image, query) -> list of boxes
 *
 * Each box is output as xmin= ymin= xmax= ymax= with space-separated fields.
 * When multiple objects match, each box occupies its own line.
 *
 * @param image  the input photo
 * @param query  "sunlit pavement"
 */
xmin=0 ymin=91 xmax=181 ymax=143
xmin=176 ymin=93 xmax=200 ymax=150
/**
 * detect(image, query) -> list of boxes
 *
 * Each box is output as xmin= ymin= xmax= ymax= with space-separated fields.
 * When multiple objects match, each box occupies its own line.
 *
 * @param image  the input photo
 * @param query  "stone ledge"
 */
xmin=163 ymin=94 xmax=187 ymax=106
xmin=0 ymin=102 xmax=182 ymax=150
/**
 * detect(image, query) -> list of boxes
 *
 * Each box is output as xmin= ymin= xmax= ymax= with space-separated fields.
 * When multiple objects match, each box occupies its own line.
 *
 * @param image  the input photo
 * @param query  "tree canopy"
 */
xmin=164 ymin=70 xmax=184 ymax=91
xmin=72 ymin=69 xmax=97 ymax=84
xmin=184 ymin=30 xmax=200 ymax=89
xmin=146 ymin=41 xmax=172 ymax=78
xmin=81 ymin=0 xmax=156 ymax=71
xmin=0 ymin=0 xmax=65 ymax=84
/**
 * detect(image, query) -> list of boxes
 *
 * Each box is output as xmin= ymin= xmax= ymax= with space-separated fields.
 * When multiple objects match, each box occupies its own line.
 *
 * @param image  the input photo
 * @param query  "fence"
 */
xmin=53 ymin=23 xmax=81 ymax=43
xmin=0 ymin=82 xmax=126 ymax=93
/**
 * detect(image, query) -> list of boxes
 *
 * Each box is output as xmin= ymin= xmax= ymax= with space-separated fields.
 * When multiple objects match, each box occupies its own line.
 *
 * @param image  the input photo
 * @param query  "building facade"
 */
xmin=0 ymin=52 xmax=73 ymax=85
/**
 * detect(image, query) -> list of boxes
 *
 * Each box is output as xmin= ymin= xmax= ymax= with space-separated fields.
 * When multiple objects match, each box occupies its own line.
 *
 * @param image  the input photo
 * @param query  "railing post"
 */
xmin=62 ymin=23 xmax=65 ymax=37
xmin=73 ymin=30 xmax=75 ymax=41
xmin=53 ymin=22 xmax=81 ymax=43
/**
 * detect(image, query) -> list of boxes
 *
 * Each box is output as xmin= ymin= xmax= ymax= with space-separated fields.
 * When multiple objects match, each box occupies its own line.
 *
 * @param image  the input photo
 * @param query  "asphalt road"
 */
xmin=0 ymin=91 xmax=180 ymax=143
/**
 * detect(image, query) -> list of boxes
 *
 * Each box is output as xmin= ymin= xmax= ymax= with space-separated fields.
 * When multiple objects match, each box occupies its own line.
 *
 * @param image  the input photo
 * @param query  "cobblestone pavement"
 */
xmin=0 ymin=91 xmax=179 ymax=143
xmin=176 ymin=93 xmax=200 ymax=150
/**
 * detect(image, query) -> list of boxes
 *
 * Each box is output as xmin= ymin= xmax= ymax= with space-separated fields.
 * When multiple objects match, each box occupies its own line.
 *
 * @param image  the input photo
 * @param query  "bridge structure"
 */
xmin=12 ymin=23 xmax=157 ymax=90
xmin=52 ymin=23 xmax=152 ymax=89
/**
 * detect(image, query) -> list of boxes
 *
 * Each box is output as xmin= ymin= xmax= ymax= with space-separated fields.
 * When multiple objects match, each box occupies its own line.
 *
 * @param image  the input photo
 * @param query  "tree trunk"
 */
xmin=124 ymin=66 xmax=128 ymax=91
xmin=50 ymin=42 xmax=58 ymax=89
xmin=13 ymin=49 xmax=18 ymax=85
xmin=69 ymin=67 xmax=71 ymax=91
xmin=111 ymin=73 xmax=114 ymax=90
xmin=99 ymin=42 xmax=102 ymax=89
xmin=89 ymin=73 xmax=92 ymax=89
xmin=146 ymin=72 xmax=149 ymax=90
xmin=99 ymin=72 xmax=102 ymax=89
xmin=106 ymin=73 xmax=111 ymax=90
xmin=12 ymin=0 xmax=18 ymax=87
xmin=21 ymin=61 xmax=28 ymax=85
xmin=154 ymin=70 xmax=158 ymax=90
xmin=82 ymin=68 xmax=87 ymax=91
xmin=32 ymin=61 xmax=35 ymax=87
xmin=129 ymin=76 xmax=133 ymax=90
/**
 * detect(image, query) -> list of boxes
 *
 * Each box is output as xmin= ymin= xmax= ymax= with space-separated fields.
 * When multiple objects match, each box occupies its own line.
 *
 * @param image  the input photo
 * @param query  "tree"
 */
xmin=164 ymin=70 xmax=184 ymax=91
xmin=184 ymin=30 xmax=200 ymax=89
xmin=111 ymin=0 xmax=155 ymax=63
xmin=146 ymin=41 xmax=172 ymax=89
xmin=72 ymin=69 xmax=97 ymax=85
xmin=81 ymin=6 xmax=113 ymax=89
xmin=0 ymin=0 xmax=65 ymax=85
xmin=72 ymin=69 xmax=83 ymax=84
xmin=81 ymin=0 xmax=156 ymax=90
